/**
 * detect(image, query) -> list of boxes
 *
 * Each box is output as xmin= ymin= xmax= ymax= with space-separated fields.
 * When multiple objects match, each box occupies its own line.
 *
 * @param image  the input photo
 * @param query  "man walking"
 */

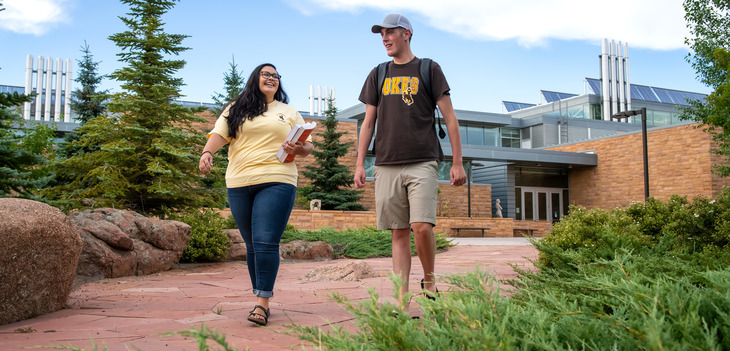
xmin=354 ymin=13 xmax=466 ymax=304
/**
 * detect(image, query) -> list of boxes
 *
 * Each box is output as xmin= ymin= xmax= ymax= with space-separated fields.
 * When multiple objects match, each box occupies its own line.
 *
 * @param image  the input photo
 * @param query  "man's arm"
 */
xmin=437 ymin=95 xmax=466 ymax=186
xmin=354 ymin=104 xmax=377 ymax=188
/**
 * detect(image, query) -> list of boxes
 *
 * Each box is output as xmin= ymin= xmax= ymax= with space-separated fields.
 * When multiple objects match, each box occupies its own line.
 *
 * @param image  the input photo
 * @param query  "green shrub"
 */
xmin=221 ymin=214 xmax=238 ymax=229
xmin=294 ymin=185 xmax=313 ymax=209
xmin=539 ymin=205 xmax=651 ymax=268
xmin=541 ymin=190 xmax=730 ymax=268
xmin=290 ymin=264 xmax=730 ymax=350
xmin=168 ymin=209 xmax=231 ymax=263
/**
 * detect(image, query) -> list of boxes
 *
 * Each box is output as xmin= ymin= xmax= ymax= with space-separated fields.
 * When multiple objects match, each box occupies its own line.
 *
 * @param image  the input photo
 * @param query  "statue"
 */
xmin=494 ymin=198 xmax=503 ymax=218
xmin=310 ymin=199 xmax=321 ymax=211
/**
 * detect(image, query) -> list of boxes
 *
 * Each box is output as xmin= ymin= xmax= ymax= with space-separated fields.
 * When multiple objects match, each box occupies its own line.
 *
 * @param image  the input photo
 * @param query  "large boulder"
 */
xmin=280 ymin=240 xmax=333 ymax=260
xmin=69 ymin=208 xmax=191 ymax=278
xmin=0 ymin=198 xmax=83 ymax=326
xmin=223 ymin=229 xmax=246 ymax=261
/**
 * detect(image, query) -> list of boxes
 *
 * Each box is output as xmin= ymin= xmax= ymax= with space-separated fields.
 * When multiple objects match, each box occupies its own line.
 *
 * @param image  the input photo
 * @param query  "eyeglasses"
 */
xmin=260 ymin=72 xmax=281 ymax=80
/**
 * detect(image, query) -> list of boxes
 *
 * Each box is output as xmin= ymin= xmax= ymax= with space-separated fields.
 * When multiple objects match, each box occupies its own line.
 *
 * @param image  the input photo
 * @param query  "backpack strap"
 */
xmin=420 ymin=57 xmax=446 ymax=139
xmin=376 ymin=61 xmax=389 ymax=104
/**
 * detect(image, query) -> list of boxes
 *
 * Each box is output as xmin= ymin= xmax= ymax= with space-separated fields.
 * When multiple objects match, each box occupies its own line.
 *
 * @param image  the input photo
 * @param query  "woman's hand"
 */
xmin=199 ymin=152 xmax=213 ymax=174
xmin=282 ymin=140 xmax=313 ymax=158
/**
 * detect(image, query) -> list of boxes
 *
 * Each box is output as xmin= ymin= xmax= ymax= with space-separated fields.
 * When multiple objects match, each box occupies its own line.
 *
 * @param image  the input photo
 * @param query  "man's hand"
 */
xmin=450 ymin=164 xmax=466 ymax=186
xmin=354 ymin=166 xmax=367 ymax=189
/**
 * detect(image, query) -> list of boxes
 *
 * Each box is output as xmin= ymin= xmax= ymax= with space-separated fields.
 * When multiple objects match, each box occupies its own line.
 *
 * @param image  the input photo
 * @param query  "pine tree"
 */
xmin=59 ymin=41 xmax=109 ymax=159
xmin=302 ymin=98 xmax=365 ymax=211
xmin=70 ymin=41 xmax=108 ymax=125
xmin=43 ymin=0 xmax=225 ymax=215
xmin=210 ymin=55 xmax=245 ymax=117
xmin=0 ymin=92 xmax=48 ymax=197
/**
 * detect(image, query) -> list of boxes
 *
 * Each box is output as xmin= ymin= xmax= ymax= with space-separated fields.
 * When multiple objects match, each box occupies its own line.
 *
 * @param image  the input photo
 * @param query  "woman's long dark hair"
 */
xmin=226 ymin=63 xmax=289 ymax=138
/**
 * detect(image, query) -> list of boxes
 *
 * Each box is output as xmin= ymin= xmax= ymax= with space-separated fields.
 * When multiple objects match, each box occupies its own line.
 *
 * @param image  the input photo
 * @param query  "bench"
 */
xmin=451 ymin=227 xmax=491 ymax=237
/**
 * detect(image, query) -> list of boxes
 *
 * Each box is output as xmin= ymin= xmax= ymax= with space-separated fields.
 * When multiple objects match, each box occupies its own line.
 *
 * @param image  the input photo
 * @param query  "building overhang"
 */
xmin=451 ymin=144 xmax=597 ymax=168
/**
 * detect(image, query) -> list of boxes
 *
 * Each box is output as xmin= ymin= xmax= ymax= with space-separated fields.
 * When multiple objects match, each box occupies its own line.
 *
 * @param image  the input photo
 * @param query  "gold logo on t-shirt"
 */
xmin=382 ymin=77 xmax=419 ymax=106
xmin=402 ymin=83 xmax=414 ymax=106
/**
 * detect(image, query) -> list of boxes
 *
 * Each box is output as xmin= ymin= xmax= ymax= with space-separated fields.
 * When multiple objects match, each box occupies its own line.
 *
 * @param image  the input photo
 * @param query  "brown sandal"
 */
xmin=247 ymin=305 xmax=270 ymax=326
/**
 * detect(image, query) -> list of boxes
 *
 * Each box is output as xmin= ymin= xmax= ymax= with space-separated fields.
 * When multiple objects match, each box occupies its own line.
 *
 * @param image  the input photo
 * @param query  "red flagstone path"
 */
xmin=0 ymin=238 xmax=538 ymax=350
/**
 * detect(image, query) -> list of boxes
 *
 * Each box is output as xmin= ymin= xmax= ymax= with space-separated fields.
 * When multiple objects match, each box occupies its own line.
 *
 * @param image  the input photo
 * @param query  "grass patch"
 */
xmin=282 ymin=225 xmax=454 ymax=258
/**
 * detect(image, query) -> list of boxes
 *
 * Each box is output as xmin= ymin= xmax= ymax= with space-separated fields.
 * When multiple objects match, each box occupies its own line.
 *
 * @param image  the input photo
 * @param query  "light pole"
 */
xmin=612 ymin=107 xmax=649 ymax=200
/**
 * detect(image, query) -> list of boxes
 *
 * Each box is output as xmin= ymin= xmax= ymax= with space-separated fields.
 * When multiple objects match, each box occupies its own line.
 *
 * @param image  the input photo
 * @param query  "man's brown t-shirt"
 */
xmin=359 ymin=57 xmax=450 ymax=165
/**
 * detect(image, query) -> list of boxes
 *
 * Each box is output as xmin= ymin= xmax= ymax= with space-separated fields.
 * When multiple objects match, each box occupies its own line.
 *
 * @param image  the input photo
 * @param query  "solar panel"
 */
xmin=503 ymin=101 xmax=536 ymax=112
xmin=586 ymin=78 xmax=602 ymax=95
xmin=652 ymin=87 xmax=705 ymax=105
xmin=541 ymin=90 xmax=577 ymax=103
xmin=631 ymin=85 xmax=660 ymax=102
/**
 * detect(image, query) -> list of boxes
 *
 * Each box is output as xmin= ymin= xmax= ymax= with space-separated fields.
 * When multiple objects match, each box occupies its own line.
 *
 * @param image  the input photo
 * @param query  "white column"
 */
xmin=610 ymin=40 xmax=618 ymax=120
xmin=624 ymin=43 xmax=631 ymax=111
xmin=64 ymin=59 xmax=72 ymax=122
xmin=24 ymin=55 xmax=33 ymax=120
xmin=601 ymin=39 xmax=611 ymax=121
xmin=617 ymin=41 xmax=626 ymax=113
xmin=317 ymin=85 xmax=322 ymax=116
xmin=309 ymin=85 xmax=314 ymax=116
xmin=55 ymin=58 xmax=63 ymax=121
xmin=44 ymin=57 xmax=53 ymax=121
xmin=323 ymin=85 xmax=329 ymax=111
xmin=35 ymin=56 xmax=44 ymax=121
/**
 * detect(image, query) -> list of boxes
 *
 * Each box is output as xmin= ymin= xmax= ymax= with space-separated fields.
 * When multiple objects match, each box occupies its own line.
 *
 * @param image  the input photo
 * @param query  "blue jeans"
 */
xmin=228 ymin=182 xmax=296 ymax=298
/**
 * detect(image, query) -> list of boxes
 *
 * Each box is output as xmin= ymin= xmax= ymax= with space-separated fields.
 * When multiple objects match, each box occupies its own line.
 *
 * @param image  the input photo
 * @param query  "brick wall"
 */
xmin=281 ymin=210 xmax=550 ymax=237
xmin=547 ymin=123 xmax=730 ymax=209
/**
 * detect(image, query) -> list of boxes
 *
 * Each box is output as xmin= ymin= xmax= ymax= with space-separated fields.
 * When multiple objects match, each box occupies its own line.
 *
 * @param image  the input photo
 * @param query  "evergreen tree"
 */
xmin=70 ymin=41 xmax=108 ymax=125
xmin=682 ymin=0 xmax=730 ymax=176
xmin=0 ymin=92 xmax=48 ymax=197
xmin=59 ymin=41 xmax=109 ymax=159
xmin=302 ymin=98 xmax=365 ymax=211
xmin=43 ymin=0 xmax=225 ymax=215
xmin=210 ymin=55 xmax=245 ymax=117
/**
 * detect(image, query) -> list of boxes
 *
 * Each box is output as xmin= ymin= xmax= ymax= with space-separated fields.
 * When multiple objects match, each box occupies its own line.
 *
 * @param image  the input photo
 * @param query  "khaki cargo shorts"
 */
xmin=373 ymin=161 xmax=438 ymax=230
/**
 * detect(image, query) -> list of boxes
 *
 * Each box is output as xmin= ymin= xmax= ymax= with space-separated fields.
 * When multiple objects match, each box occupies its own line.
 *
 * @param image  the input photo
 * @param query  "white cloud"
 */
xmin=295 ymin=0 xmax=690 ymax=50
xmin=0 ymin=0 xmax=70 ymax=35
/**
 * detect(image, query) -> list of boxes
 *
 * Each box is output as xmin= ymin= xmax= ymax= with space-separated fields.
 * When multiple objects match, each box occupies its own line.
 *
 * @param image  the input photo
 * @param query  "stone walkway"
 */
xmin=0 ymin=238 xmax=538 ymax=351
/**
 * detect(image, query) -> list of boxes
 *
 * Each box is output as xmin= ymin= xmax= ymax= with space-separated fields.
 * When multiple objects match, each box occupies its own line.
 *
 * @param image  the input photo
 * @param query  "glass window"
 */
xmin=501 ymin=128 xmax=520 ymax=148
xmin=466 ymin=125 xmax=483 ymax=145
xmin=484 ymin=127 xmax=499 ymax=146
xmin=591 ymin=104 xmax=602 ymax=120
xmin=653 ymin=110 xmax=672 ymax=126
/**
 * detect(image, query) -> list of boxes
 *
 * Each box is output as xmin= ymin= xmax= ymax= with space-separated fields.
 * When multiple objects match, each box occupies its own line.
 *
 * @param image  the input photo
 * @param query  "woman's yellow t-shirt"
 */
xmin=208 ymin=101 xmax=311 ymax=188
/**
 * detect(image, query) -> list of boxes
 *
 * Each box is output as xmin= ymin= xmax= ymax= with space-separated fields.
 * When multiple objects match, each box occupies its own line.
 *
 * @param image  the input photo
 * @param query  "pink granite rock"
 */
xmin=280 ymin=240 xmax=334 ymax=260
xmin=0 ymin=198 xmax=83 ymax=326
xmin=69 ymin=208 xmax=191 ymax=278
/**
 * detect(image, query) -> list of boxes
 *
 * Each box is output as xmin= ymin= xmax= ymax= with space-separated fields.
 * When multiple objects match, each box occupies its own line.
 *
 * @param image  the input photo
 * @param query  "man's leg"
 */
xmin=412 ymin=222 xmax=437 ymax=293
xmin=392 ymin=227 xmax=412 ymax=298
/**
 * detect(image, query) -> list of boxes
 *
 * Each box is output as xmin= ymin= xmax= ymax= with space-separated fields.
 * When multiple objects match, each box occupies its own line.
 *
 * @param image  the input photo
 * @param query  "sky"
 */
xmin=0 ymin=0 xmax=713 ymax=114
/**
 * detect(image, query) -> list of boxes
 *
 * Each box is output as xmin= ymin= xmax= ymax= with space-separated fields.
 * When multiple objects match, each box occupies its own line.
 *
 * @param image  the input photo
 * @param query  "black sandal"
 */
xmin=248 ymin=305 xmax=270 ymax=326
xmin=421 ymin=279 xmax=439 ymax=300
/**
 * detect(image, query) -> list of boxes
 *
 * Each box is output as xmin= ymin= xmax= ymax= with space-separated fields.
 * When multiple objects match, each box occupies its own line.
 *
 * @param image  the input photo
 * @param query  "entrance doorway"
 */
xmin=516 ymin=187 xmax=566 ymax=222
